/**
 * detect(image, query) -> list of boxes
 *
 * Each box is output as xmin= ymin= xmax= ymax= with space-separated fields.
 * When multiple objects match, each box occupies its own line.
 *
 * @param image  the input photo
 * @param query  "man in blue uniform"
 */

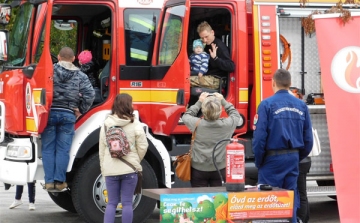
xmin=252 ymin=69 xmax=313 ymax=223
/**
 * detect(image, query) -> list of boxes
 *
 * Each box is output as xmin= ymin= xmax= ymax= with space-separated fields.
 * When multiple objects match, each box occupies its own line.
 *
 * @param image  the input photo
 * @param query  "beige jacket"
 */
xmin=99 ymin=114 xmax=148 ymax=176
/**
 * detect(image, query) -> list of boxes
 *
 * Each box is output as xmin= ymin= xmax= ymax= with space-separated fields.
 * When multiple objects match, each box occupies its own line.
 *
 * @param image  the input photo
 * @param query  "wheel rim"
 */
xmin=92 ymin=174 xmax=142 ymax=217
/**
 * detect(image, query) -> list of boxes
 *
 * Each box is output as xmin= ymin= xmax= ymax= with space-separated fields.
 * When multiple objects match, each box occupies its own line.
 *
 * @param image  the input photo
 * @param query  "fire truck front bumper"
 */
xmin=0 ymin=138 xmax=42 ymax=185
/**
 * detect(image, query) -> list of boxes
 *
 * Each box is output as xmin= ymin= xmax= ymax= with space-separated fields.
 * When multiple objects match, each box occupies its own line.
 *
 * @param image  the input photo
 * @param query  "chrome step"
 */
xmin=307 ymin=186 xmax=336 ymax=197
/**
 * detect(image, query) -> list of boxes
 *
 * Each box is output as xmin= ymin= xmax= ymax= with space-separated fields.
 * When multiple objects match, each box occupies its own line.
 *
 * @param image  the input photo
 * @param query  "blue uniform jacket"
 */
xmin=253 ymin=90 xmax=313 ymax=168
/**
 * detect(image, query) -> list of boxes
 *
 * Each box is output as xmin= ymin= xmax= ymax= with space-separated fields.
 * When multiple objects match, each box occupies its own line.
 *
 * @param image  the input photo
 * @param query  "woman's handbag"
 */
xmin=120 ymin=157 xmax=142 ymax=195
xmin=173 ymin=119 xmax=201 ymax=181
xmin=173 ymin=152 xmax=192 ymax=181
xmin=308 ymin=128 xmax=321 ymax=157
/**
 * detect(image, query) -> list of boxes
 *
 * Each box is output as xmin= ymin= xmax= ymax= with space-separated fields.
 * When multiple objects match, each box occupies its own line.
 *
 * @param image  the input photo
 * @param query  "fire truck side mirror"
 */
xmin=0 ymin=5 xmax=11 ymax=25
xmin=0 ymin=30 xmax=8 ymax=62
xmin=23 ymin=64 xmax=37 ymax=79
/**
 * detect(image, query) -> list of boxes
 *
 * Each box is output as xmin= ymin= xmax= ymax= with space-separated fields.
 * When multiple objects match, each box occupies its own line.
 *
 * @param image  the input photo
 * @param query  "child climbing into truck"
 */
xmin=78 ymin=50 xmax=100 ymax=88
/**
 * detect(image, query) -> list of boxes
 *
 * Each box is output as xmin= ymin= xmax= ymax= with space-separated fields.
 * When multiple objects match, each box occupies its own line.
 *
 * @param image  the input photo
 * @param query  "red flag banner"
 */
xmin=313 ymin=13 xmax=360 ymax=222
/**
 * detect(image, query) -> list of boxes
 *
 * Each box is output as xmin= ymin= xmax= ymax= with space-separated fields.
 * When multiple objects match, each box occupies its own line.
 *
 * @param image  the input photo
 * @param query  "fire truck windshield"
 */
xmin=7 ymin=3 xmax=33 ymax=66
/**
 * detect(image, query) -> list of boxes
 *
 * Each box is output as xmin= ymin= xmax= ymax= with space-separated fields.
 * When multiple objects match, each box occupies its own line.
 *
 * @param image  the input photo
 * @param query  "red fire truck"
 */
xmin=0 ymin=0 xmax=353 ymax=222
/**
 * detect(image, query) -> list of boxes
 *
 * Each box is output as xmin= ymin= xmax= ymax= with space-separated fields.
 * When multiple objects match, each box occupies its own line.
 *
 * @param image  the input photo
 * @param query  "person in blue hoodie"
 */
xmin=252 ymin=69 xmax=313 ymax=223
xmin=41 ymin=47 xmax=95 ymax=192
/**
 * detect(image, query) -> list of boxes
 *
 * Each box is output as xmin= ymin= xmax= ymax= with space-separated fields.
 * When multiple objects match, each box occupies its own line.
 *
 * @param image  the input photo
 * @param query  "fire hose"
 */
xmin=280 ymin=34 xmax=291 ymax=70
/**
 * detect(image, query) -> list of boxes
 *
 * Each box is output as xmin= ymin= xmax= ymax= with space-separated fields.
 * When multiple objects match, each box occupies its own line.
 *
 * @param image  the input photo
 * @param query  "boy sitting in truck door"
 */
xmin=189 ymin=39 xmax=210 ymax=77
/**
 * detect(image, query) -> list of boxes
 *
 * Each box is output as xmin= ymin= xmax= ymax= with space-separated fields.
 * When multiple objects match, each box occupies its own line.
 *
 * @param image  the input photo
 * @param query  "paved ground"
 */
xmin=0 ymin=181 xmax=339 ymax=223
xmin=0 ymin=181 xmax=160 ymax=223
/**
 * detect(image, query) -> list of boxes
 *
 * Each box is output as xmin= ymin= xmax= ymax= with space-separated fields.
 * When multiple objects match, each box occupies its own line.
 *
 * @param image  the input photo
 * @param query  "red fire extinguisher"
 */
xmin=212 ymin=134 xmax=246 ymax=191
xmin=225 ymin=133 xmax=245 ymax=192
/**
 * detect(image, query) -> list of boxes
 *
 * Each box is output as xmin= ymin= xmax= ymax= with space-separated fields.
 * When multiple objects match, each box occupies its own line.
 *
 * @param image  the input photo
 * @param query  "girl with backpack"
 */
xmin=99 ymin=93 xmax=148 ymax=223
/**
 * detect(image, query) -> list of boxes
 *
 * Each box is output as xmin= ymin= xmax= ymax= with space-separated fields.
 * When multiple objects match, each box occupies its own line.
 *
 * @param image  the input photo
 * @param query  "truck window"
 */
xmin=158 ymin=6 xmax=184 ymax=65
xmin=8 ymin=3 xmax=33 ymax=66
xmin=34 ymin=27 xmax=45 ymax=63
xmin=124 ymin=9 xmax=159 ymax=66
xmin=33 ymin=5 xmax=45 ymax=63
xmin=34 ymin=20 xmax=78 ymax=64
xmin=50 ymin=20 xmax=78 ymax=56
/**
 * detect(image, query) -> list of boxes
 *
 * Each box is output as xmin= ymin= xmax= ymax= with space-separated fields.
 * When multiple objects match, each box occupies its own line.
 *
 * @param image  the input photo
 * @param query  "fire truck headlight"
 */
xmin=6 ymin=145 xmax=32 ymax=160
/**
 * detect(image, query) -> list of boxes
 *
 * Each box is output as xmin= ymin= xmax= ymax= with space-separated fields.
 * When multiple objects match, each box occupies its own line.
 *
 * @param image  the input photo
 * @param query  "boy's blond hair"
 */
xmin=197 ymin=21 xmax=212 ymax=34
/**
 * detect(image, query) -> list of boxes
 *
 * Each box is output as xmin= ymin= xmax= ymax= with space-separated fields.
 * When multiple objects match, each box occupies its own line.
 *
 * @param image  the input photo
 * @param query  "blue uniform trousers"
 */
xmin=258 ymin=152 xmax=300 ymax=223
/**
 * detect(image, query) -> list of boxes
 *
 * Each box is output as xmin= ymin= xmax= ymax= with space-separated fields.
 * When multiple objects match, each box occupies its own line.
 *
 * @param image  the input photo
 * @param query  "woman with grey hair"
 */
xmin=182 ymin=92 xmax=242 ymax=187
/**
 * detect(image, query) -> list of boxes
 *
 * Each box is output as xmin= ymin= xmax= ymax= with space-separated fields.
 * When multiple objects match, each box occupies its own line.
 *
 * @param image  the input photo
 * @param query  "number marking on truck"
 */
xmin=130 ymin=81 xmax=143 ymax=87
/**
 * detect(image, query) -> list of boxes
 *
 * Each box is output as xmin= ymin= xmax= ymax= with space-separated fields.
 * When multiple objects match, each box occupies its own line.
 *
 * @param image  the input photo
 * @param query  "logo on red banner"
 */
xmin=137 ymin=0 xmax=153 ymax=5
xmin=331 ymin=46 xmax=360 ymax=93
xmin=314 ymin=13 xmax=360 ymax=223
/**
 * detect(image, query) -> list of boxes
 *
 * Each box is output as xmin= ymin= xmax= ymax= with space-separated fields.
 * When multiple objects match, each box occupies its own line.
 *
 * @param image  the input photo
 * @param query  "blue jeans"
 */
xmin=104 ymin=173 xmax=137 ymax=223
xmin=15 ymin=182 xmax=36 ymax=203
xmin=41 ymin=109 xmax=75 ymax=183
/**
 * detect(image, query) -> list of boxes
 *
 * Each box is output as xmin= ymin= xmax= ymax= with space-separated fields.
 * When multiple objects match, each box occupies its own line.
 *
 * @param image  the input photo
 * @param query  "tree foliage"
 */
xmin=50 ymin=21 xmax=78 ymax=55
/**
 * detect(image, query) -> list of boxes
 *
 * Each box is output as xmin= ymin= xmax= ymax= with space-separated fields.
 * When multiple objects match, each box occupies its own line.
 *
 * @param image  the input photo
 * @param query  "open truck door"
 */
xmin=25 ymin=0 xmax=54 ymax=135
xmin=119 ymin=0 xmax=191 ymax=135
xmin=150 ymin=0 xmax=191 ymax=135
xmin=0 ymin=0 xmax=53 ymax=185
xmin=0 ymin=0 xmax=54 ymax=136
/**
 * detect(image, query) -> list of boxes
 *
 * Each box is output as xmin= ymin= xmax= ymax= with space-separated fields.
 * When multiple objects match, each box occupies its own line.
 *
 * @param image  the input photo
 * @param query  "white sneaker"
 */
xmin=9 ymin=200 xmax=23 ymax=209
xmin=29 ymin=203 xmax=36 ymax=211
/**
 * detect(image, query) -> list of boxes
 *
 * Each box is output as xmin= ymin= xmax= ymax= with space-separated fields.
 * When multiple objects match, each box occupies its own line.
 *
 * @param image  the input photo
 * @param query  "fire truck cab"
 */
xmin=0 ymin=0 xmax=355 ymax=222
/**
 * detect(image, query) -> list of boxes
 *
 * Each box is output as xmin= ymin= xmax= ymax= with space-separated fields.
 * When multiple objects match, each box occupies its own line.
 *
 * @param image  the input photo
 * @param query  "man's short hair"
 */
xmin=58 ymin=47 xmax=75 ymax=61
xmin=273 ymin=69 xmax=291 ymax=88
xmin=201 ymin=96 xmax=221 ymax=121
xmin=197 ymin=21 xmax=212 ymax=34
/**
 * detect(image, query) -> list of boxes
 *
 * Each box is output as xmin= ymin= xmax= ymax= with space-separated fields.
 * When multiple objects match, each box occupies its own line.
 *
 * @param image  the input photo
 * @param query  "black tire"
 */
xmin=72 ymin=153 xmax=158 ymax=223
xmin=316 ymin=180 xmax=337 ymax=200
xmin=48 ymin=190 xmax=77 ymax=213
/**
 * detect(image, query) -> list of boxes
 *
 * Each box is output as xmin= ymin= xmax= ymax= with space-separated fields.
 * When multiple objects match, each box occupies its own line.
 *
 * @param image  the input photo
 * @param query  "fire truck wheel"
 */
xmin=72 ymin=153 xmax=158 ymax=223
xmin=48 ymin=191 xmax=77 ymax=213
